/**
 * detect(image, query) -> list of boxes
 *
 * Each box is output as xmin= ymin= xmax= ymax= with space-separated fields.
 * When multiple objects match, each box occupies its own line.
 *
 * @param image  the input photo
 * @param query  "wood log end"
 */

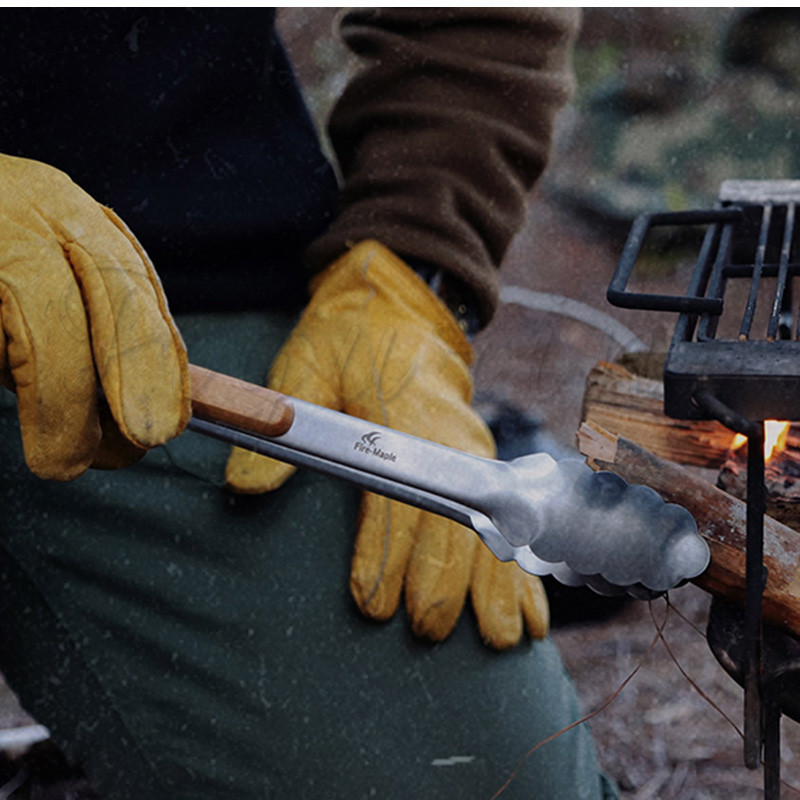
xmin=577 ymin=421 xmax=619 ymax=466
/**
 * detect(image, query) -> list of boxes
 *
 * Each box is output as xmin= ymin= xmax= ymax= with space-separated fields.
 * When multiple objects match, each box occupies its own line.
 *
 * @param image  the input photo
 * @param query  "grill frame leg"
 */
xmin=694 ymin=392 xmax=776 ymax=794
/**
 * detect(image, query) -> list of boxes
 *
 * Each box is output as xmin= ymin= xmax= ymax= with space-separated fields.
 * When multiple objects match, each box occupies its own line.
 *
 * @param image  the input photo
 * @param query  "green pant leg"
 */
xmin=0 ymin=312 xmax=616 ymax=800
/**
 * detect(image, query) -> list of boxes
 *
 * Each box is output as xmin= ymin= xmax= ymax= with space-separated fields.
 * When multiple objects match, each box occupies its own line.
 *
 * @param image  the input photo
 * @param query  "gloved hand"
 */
xmin=0 ymin=154 xmax=190 ymax=480
xmin=225 ymin=240 xmax=548 ymax=649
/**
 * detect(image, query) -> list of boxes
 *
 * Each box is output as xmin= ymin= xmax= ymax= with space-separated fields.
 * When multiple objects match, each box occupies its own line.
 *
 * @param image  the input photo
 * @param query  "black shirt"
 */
xmin=0 ymin=9 xmax=339 ymax=311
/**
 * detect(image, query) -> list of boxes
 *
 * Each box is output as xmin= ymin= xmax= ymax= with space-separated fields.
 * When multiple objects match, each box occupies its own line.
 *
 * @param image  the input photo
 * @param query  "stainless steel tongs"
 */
xmin=187 ymin=365 xmax=710 ymax=598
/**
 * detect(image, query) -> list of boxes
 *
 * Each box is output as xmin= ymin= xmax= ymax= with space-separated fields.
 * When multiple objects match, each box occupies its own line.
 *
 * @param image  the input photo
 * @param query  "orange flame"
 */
xmin=731 ymin=421 xmax=791 ymax=461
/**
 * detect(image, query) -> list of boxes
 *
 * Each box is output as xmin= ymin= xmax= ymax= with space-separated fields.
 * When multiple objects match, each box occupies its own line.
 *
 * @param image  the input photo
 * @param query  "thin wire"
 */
xmin=650 ymin=598 xmax=743 ymax=739
xmin=655 ymin=596 xmax=800 ymax=797
xmin=489 ymin=601 xmax=670 ymax=799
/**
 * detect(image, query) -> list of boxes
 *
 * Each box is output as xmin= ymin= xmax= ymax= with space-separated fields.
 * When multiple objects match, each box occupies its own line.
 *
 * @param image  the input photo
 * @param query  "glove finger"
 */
xmin=72 ymin=206 xmax=190 ymax=449
xmin=225 ymin=446 xmax=297 ymax=494
xmin=470 ymin=547 xmax=543 ymax=650
xmin=2 ymin=272 xmax=148 ymax=476
xmin=350 ymin=493 xmax=419 ymax=621
xmin=404 ymin=513 xmax=476 ymax=642
xmin=0 ymin=257 xmax=101 ymax=480
xmin=518 ymin=570 xmax=550 ymax=640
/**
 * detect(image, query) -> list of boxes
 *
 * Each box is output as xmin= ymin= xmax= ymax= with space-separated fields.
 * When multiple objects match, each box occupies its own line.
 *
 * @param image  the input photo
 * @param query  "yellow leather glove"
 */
xmin=225 ymin=240 xmax=549 ymax=649
xmin=0 ymin=154 xmax=190 ymax=480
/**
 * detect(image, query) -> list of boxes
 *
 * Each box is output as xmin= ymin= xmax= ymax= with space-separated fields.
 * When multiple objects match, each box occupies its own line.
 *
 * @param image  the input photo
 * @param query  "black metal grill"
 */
xmin=608 ymin=180 xmax=800 ymax=800
xmin=610 ymin=180 xmax=800 ymax=421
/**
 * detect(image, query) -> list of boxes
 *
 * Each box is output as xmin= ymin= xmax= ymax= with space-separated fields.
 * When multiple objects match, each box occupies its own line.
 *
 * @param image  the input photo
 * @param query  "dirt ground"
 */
xmin=2 ymin=8 xmax=800 ymax=799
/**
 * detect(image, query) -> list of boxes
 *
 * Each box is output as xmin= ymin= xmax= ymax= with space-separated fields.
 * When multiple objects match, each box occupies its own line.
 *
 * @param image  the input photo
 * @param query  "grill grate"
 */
xmin=609 ymin=180 xmax=800 ymax=421
xmin=607 ymin=181 xmax=800 ymax=800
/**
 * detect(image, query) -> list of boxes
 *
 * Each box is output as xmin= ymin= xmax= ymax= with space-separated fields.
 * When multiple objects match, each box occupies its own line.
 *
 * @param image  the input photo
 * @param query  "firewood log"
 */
xmin=582 ymin=362 xmax=737 ymax=467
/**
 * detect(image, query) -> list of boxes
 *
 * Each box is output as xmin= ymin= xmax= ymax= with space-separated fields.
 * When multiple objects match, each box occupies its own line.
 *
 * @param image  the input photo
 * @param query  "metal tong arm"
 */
xmin=187 ymin=364 xmax=514 ymax=527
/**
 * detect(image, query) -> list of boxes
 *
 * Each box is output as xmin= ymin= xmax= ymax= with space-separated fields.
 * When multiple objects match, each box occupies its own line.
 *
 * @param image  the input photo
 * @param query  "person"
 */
xmin=0 ymin=9 xmax=616 ymax=799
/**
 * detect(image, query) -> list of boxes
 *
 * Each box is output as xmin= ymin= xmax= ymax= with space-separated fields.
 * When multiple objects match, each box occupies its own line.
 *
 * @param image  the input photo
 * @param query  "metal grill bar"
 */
xmin=607 ymin=208 xmax=740 ymax=314
xmin=767 ymin=201 xmax=795 ymax=341
xmin=672 ymin=221 xmax=723 ymax=345
xmin=697 ymin=220 xmax=735 ymax=342
xmin=723 ymin=262 xmax=800 ymax=279
xmin=744 ymin=422 xmax=767 ymax=769
xmin=739 ymin=204 xmax=772 ymax=341
xmin=689 ymin=395 xmax=767 ymax=773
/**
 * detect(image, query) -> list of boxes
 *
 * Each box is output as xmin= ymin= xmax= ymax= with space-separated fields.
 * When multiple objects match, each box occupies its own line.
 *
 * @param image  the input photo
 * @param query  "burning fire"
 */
xmin=731 ymin=421 xmax=791 ymax=461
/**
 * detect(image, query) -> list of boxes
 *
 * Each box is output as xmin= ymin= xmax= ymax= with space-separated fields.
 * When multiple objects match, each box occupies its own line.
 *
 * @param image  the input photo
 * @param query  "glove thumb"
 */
xmin=225 ymin=446 xmax=297 ymax=494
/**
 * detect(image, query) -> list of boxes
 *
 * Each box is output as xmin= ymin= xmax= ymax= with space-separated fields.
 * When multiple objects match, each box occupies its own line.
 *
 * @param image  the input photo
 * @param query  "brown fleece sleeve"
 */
xmin=304 ymin=7 xmax=581 ymax=327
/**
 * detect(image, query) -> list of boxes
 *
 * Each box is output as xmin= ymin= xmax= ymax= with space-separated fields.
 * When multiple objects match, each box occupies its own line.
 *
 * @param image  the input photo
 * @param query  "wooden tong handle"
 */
xmin=188 ymin=364 xmax=294 ymax=438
